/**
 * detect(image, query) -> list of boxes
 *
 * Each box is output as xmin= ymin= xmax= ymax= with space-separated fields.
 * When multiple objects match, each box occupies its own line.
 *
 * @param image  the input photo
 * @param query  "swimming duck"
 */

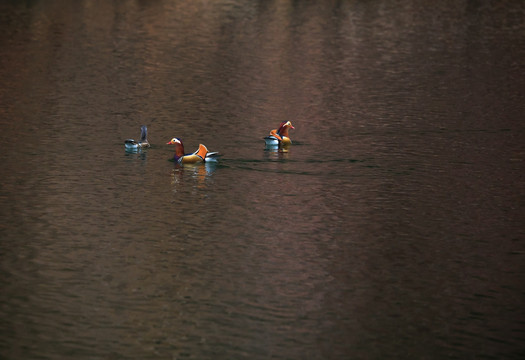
xmin=125 ymin=125 xmax=150 ymax=150
xmin=264 ymin=121 xmax=295 ymax=147
xmin=166 ymin=138 xmax=219 ymax=164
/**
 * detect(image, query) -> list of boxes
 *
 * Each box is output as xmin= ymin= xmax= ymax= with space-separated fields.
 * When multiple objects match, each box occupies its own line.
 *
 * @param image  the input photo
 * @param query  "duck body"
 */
xmin=264 ymin=136 xmax=280 ymax=147
xmin=167 ymin=138 xmax=219 ymax=164
xmin=264 ymin=121 xmax=295 ymax=148
xmin=265 ymin=135 xmax=292 ymax=147
xmin=125 ymin=125 xmax=150 ymax=150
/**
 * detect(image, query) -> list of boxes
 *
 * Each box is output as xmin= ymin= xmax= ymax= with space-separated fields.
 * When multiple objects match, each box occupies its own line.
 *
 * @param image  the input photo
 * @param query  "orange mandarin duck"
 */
xmin=264 ymin=121 xmax=295 ymax=148
xmin=166 ymin=138 xmax=219 ymax=164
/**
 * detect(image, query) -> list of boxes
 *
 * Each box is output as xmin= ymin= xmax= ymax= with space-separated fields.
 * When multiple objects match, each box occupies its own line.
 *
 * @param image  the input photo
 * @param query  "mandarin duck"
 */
xmin=125 ymin=125 xmax=150 ymax=150
xmin=166 ymin=138 xmax=220 ymax=164
xmin=264 ymin=121 xmax=295 ymax=147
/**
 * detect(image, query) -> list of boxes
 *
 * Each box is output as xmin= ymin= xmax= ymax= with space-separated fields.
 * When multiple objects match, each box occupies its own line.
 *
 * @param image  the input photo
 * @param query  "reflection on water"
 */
xmin=264 ymin=144 xmax=291 ymax=158
xmin=1 ymin=0 xmax=524 ymax=359
xmin=170 ymin=163 xmax=219 ymax=192
xmin=125 ymin=147 xmax=148 ymax=156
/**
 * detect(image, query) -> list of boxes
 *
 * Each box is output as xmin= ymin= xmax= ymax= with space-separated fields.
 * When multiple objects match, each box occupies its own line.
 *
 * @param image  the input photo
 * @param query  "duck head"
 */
xmin=166 ymin=137 xmax=185 ymax=160
xmin=166 ymin=137 xmax=181 ymax=145
xmin=277 ymin=121 xmax=295 ymax=138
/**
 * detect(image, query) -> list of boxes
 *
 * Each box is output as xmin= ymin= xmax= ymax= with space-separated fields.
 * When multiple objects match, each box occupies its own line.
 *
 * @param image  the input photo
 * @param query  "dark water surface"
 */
xmin=1 ymin=1 xmax=524 ymax=359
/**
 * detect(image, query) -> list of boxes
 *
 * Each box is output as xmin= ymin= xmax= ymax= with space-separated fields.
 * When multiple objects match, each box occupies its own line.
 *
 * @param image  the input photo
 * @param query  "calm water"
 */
xmin=1 ymin=0 xmax=524 ymax=359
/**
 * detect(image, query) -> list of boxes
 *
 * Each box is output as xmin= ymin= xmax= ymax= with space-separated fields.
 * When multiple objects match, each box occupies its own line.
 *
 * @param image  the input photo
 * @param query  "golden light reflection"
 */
xmin=170 ymin=163 xmax=217 ymax=192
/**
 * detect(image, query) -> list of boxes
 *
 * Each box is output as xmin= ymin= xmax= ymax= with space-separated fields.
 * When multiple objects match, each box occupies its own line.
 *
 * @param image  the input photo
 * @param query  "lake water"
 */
xmin=1 ymin=0 xmax=524 ymax=359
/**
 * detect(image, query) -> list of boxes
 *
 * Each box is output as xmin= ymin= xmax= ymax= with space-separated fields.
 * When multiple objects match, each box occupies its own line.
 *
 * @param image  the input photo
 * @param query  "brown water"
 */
xmin=1 ymin=1 xmax=524 ymax=359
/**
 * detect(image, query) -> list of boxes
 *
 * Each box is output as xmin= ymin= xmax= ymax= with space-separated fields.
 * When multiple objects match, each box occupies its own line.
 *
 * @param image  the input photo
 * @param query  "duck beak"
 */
xmin=166 ymin=140 xmax=173 ymax=144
